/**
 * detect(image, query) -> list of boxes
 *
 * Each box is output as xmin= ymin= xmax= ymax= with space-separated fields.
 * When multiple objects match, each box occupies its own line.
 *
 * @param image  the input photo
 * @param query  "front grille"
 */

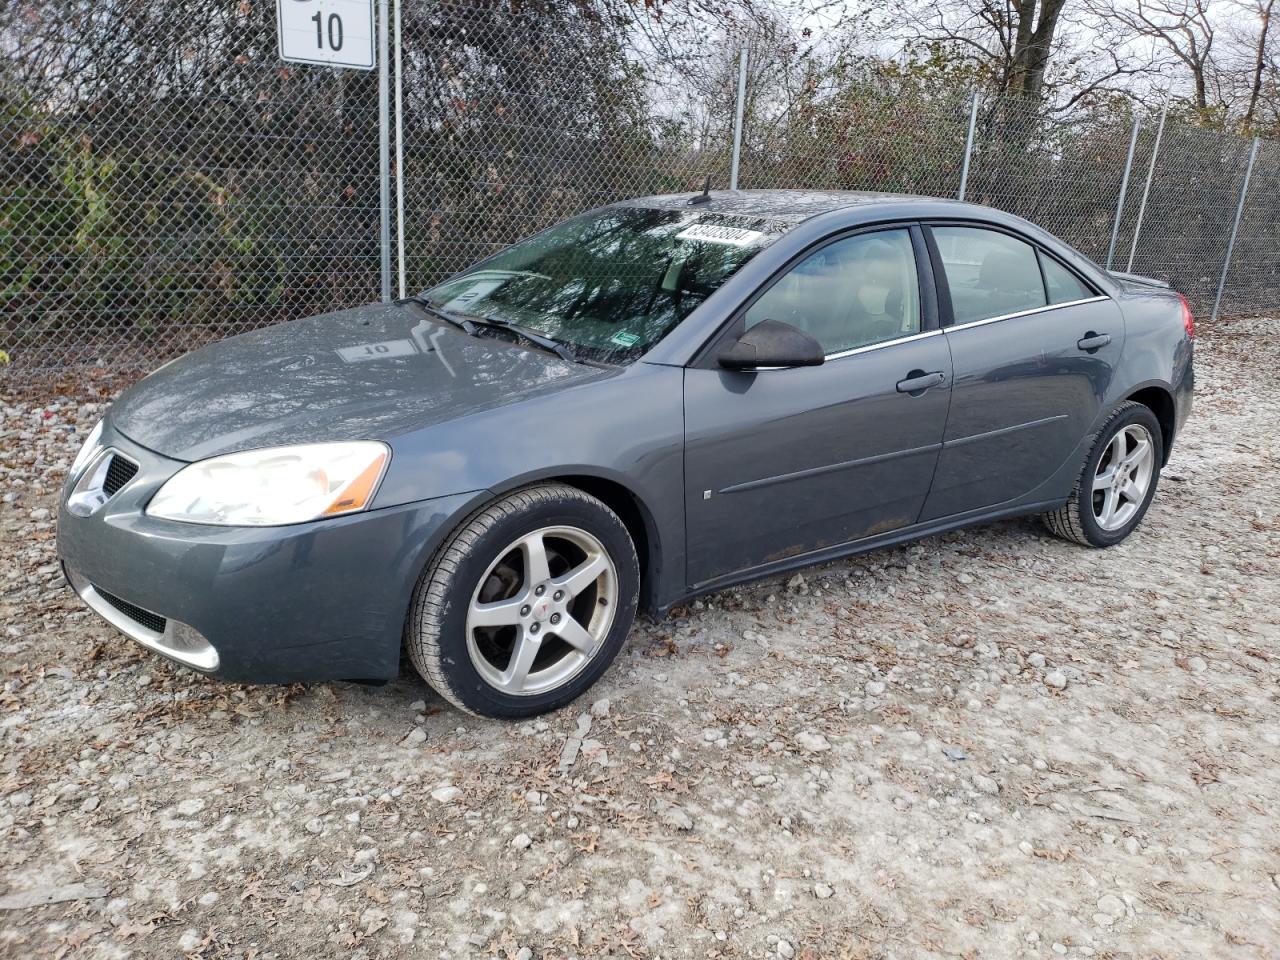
xmin=96 ymin=587 xmax=167 ymax=634
xmin=102 ymin=455 xmax=138 ymax=496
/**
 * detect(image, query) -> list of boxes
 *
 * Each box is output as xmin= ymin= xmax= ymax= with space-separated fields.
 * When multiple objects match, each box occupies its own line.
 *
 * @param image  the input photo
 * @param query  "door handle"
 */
xmin=1077 ymin=332 xmax=1112 ymax=352
xmin=896 ymin=370 xmax=946 ymax=395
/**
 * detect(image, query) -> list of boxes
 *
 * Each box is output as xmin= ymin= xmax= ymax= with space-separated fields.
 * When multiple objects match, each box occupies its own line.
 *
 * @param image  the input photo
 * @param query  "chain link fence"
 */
xmin=3 ymin=1 xmax=1279 ymax=380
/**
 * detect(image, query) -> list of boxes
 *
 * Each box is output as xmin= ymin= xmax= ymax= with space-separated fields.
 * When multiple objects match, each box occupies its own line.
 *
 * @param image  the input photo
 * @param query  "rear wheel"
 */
xmin=1042 ymin=401 xmax=1163 ymax=547
xmin=406 ymin=484 xmax=639 ymax=718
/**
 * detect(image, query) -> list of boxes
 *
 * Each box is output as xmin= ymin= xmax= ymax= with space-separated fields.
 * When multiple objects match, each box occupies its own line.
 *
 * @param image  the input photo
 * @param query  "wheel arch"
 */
xmin=1123 ymin=383 xmax=1176 ymax=464
xmin=485 ymin=471 xmax=664 ymax=615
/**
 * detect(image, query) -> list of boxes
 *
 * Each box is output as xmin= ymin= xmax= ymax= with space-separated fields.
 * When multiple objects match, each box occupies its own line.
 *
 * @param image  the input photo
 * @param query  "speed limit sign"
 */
xmin=277 ymin=0 xmax=375 ymax=70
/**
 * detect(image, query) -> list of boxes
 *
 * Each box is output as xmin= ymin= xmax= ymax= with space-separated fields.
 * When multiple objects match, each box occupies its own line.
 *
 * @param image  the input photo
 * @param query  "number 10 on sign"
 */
xmin=277 ymin=0 xmax=375 ymax=70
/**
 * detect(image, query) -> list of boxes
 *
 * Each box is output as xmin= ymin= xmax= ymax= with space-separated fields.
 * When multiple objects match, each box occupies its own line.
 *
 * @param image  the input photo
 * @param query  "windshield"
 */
xmin=419 ymin=206 xmax=787 ymax=362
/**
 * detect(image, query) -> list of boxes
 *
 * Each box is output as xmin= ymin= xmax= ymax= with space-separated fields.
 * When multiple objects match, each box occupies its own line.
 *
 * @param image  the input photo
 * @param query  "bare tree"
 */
xmin=891 ymin=0 xmax=1075 ymax=100
xmin=1242 ymin=0 xmax=1277 ymax=128
xmin=1088 ymin=0 xmax=1219 ymax=110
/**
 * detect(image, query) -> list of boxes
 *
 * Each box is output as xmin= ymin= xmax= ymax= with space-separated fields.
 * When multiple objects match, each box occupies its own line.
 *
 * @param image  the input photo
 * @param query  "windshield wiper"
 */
xmin=471 ymin=317 xmax=579 ymax=363
xmin=413 ymin=297 xmax=578 ymax=363
xmin=414 ymin=299 xmax=478 ymax=335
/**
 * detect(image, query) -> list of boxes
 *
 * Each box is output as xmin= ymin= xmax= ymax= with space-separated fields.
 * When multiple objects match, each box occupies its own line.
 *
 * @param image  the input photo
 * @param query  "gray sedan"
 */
xmin=57 ymin=190 xmax=1194 ymax=717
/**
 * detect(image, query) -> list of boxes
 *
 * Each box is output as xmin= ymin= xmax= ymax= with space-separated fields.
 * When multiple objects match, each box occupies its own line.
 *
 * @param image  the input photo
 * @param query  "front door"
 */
xmin=683 ymin=226 xmax=954 ymax=587
xmin=920 ymin=224 xmax=1125 ymax=521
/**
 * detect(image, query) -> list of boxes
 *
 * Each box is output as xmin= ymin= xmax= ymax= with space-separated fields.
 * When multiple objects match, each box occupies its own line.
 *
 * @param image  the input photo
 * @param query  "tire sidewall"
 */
xmin=1076 ymin=405 xmax=1164 ymax=547
xmin=422 ymin=493 xmax=639 ymax=717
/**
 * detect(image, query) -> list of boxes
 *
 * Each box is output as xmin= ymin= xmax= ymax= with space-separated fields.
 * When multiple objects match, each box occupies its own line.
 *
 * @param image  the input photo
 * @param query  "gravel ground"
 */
xmin=2 ymin=319 xmax=1278 ymax=960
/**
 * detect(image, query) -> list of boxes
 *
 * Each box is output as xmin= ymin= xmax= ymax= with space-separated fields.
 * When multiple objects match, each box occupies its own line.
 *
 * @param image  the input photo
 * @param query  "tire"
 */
xmin=406 ymin=483 xmax=639 ymax=718
xmin=1042 ymin=401 xmax=1164 ymax=548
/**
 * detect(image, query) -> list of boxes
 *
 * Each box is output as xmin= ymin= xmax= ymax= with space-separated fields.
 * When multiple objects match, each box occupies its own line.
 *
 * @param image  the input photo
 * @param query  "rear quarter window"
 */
xmin=1040 ymin=253 xmax=1094 ymax=304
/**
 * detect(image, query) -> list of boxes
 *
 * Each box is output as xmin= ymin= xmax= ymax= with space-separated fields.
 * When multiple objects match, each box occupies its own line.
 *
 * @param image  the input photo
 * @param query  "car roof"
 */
xmin=615 ymin=189 xmax=974 ymax=225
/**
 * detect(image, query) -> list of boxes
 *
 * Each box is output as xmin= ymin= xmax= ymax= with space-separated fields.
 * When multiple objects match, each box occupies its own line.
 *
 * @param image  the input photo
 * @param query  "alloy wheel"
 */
xmin=465 ymin=525 xmax=618 ymax=695
xmin=1091 ymin=424 xmax=1155 ymax=531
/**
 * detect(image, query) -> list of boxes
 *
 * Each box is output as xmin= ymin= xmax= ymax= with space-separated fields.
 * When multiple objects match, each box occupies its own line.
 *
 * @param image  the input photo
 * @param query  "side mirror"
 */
xmin=718 ymin=319 xmax=825 ymax=370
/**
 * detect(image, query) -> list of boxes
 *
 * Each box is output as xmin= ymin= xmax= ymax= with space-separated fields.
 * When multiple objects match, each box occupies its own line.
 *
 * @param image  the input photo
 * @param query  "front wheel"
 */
xmin=406 ymin=484 xmax=639 ymax=718
xmin=1042 ymin=401 xmax=1164 ymax=547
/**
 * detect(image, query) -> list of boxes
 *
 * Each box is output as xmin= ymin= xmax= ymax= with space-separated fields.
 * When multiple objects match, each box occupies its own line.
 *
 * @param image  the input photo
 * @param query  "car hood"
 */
xmin=109 ymin=302 xmax=607 ymax=461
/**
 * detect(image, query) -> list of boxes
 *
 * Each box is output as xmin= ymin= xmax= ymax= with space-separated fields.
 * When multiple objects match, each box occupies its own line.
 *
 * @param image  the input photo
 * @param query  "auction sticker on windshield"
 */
xmin=675 ymin=223 xmax=770 ymax=247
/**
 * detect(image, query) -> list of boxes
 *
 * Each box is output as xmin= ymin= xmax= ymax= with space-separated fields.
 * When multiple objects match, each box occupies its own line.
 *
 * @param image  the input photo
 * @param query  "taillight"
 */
xmin=1178 ymin=293 xmax=1195 ymax=338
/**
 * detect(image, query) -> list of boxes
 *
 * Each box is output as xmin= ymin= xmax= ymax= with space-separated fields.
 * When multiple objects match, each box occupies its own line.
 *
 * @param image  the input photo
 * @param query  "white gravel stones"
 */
xmin=1096 ymin=894 xmax=1126 ymax=918
xmin=3 ymin=329 xmax=1278 ymax=955
xmin=795 ymin=730 xmax=831 ymax=752
xmin=558 ymin=737 xmax=582 ymax=771
xmin=1044 ymin=669 xmax=1069 ymax=690
xmin=511 ymin=833 xmax=532 ymax=850
xmin=177 ymin=930 xmax=202 ymax=952
xmin=972 ymin=774 xmax=1000 ymax=795
xmin=430 ymin=785 xmax=461 ymax=803
xmin=658 ymin=803 xmax=694 ymax=832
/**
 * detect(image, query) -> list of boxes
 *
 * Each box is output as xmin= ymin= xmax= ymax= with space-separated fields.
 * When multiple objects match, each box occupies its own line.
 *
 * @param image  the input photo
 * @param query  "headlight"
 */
xmin=147 ymin=441 xmax=390 ymax=526
xmin=69 ymin=419 xmax=104 ymax=478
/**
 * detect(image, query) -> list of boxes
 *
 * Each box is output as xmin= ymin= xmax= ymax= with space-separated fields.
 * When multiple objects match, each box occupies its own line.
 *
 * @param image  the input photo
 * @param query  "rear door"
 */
xmin=920 ymin=223 xmax=1124 ymax=521
xmin=683 ymin=225 xmax=953 ymax=587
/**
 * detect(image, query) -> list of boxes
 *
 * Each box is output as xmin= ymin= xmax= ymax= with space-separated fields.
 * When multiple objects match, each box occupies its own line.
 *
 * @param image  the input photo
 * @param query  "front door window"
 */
xmin=744 ymin=229 xmax=921 ymax=355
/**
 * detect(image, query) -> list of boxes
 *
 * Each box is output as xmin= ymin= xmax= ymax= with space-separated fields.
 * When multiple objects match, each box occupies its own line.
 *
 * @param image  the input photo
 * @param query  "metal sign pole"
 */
xmin=378 ymin=0 xmax=392 ymax=303
xmin=1212 ymin=137 xmax=1260 ymax=321
xmin=394 ymin=0 xmax=405 ymax=299
xmin=957 ymin=90 xmax=980 ymax=201
xmin=1126 ymin=101 xmax=1167 ymax=274
xmin=729 ymin=44 xmax=748 ymax=190
xmin=1106 ymin=118 xmax=1141 ymax=270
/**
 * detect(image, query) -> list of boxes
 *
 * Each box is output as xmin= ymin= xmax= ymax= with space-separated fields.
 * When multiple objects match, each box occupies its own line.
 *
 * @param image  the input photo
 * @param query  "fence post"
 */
xmin=957 ymin=90 xmax=980 ymax=201
xmin=394 ymin=0 xmax=405 ymax=299
xmin=1211 ymin=137 xmax=1260 ymax=321
xmin=1126 ymin=101 xmax=1167 ymax=273
xmin=729 ymin=44 xmax=748 ymax=190
xmin=1106 ymin=118 xmax=1141 ymax=270
xmin=378 ymin=0 xmax=392 ymax=303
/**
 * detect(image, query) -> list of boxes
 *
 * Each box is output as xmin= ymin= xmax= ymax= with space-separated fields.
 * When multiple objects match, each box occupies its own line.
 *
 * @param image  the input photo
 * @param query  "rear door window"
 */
xmin=933 ymin=226 xmax=1047 ymax=324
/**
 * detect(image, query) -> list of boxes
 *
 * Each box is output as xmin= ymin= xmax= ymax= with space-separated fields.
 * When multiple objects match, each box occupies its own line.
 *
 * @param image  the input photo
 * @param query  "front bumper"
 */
xmin=56 ymin=422 xmax=480 ymax=683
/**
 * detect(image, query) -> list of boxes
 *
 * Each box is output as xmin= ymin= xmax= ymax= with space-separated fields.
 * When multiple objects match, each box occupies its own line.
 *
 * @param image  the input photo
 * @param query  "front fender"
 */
xmin=372 ymin=362 xmax=687 ymax=612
